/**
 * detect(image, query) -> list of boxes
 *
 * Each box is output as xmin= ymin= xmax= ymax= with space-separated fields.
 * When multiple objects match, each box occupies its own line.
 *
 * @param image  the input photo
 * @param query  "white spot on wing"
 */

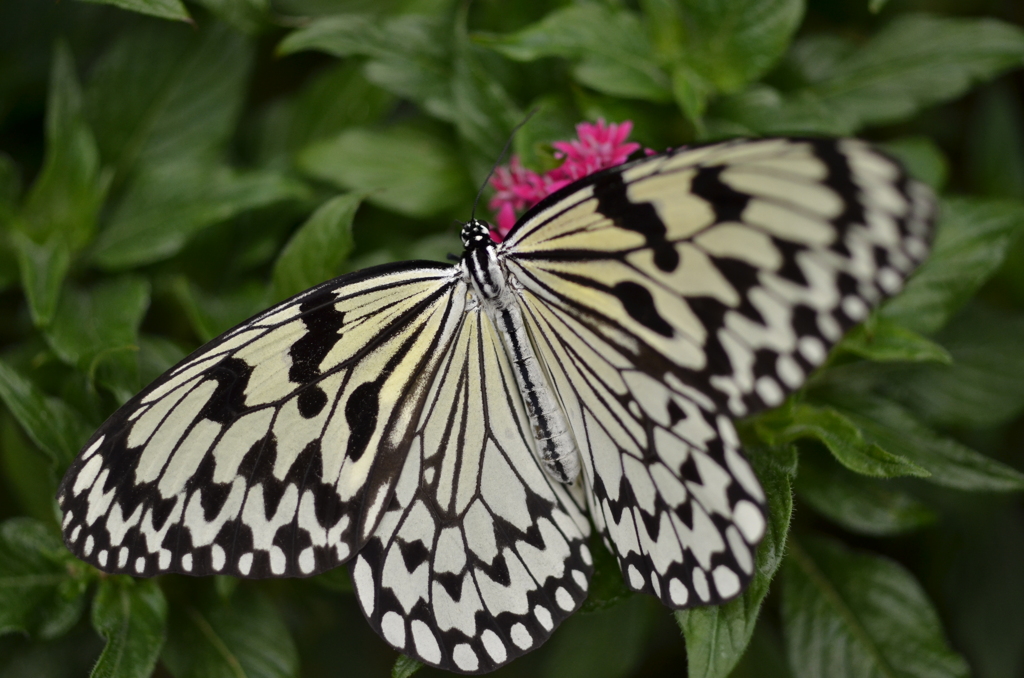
xmin=692 ymin=568 xmax=710 ymax=602
xmin=411 ymin=620 xmax=441 ymax=664
xmin=381 ymin=611 xmax=406 ymax=649
xmin=453 ymin=644 xmax=479 ymax=672
xmin=669 ymin=578 xmax=689 ymax=606
xmin=534 ymin=605 xmax=553 ymax=631
xmin=734 ymin=500 xmax=766 ymax=543
xmin=713 ymin=566 xmax=741 ymax=598
xmin=481 ymin=629 xmax=507 ymax=663
xmin=353 ymin=556 xmax=374 ymax=615
xmin=73 ymin=456 xmax=104 ymax=496
xmin=211 ymin=544 xmax=225 ymax=571
xmin=81 ymin=436 xmax=105 ymax=460
xmin=555 ymin=587 xmax=574 ymax=611
xmin=510 ymin=623 xmax=532 ymax=649
xmin=299 ymin=548 xmax=315 ymax=574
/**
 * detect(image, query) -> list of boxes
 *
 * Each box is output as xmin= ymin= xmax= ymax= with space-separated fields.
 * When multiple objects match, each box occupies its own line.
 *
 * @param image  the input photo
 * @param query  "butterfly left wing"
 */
xmin=57 ymin=262 xmax=466 ymax=579
xmin=350 ymin=300 xmax=592 ymax=673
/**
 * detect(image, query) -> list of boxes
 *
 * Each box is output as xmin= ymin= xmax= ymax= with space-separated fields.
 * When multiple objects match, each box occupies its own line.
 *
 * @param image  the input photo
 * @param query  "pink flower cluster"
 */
xmin=488 ymin=119 xmax=642 ymax=240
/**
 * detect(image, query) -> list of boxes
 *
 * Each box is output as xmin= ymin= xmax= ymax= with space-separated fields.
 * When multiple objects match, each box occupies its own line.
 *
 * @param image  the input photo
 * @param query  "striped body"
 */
xmin=463 ymin=223 xmax=581 ymax=484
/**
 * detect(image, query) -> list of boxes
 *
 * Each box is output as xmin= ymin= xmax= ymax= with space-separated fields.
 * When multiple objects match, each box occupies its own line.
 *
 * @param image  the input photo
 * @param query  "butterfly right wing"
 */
xmin=57 ymin=261 xmax=466 ymax=579
xmin=351 ymin=298 xmax=592 ymax=673
xmin=503 ymin=138 xmax=934 ymax=608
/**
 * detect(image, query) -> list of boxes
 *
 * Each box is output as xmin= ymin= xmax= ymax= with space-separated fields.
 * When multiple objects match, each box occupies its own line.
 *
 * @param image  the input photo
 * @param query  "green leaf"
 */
xmin=676 ymin=444 xmax=796 ymax=678
xmin=272 ymin=194 xmax=360 ymax=301
xmin=171 ymin=277 xmax=269 ymax=343
xmin=297 ymin=126 xmax=470 ymax=218
xmin=711 ymin=14 xmax=1024 ymax=135
xmin=0 ymin=151 xmax=20 ymax=206
xmin=452 ymin=17 xmax=522 ymax=177
xmin=0 ymin=518 xmax=88 ymax=640
xmin=85 ymin=23 xmax=254 ymax=176
xmin=579 ymin=536 xmax=633 ymax=614
xmin=0 ymin=153 xmax=20 ymax=291
xmin=542 ymin=595 xmax=655 ymax=678
xmin=783 ymin=535 xmax=969 ymax=678
xmin=309 ymin=566 xmax=352 ymax=594
xmin=0 ymin=359 xmax=92 ymax=467
xmin=279 ymin=14 xmax=456 ymax=122
xmin=754 ymin=403 xmax=929 ymax=478
xmin=706 ymin=85 xmax=840 ymax=137
xmin=967 ymin=82 xmax=1024 ymax=200
xmin=213 ymin=576 xmax=239 ymax=602
xmin=812 ymin=14 xmax=1024 ymax=129
xmin=795 ymin=452 xmax=935 ymax=537
xmin=14 ymin=42 xmax=108 ymax=326
xmin=827 ymin=394 xmax=1024 ymax=492
xmin=0 ymin=415 xmax=61 ymax=525
xmin=391 ymin=655 xmax=423 ymax=678
xmin=20 ymin=41 xmax=108 ymax=252
xmin=75 ymin=0 xmax=192 ymax=22
xmin=138 ymin=335 xmax=187 ymax=387
xmin=475 ymin=5 xmax=672 ymax=102
xmin=92 ymin=162 xmax=309 ymax=269
xmin=728 ymin=623 xmax=795 ymax=678
xmin=670 ymin=62 xmax=712 ymax=130
xmin=878 ymin=136 xmax=950 ymax=193
xmin=881 ymin=197 xmax=1024 ymax=334
xmin=91 ymin=578 xmax=167 ymax=678
xmin=836 ymin=318 xmax=952 ymax=365
xmin=253 ymin=63 xmax=395 ymax=168
xmin=162 ymin=588 xmax=298 ymax=678
xmin=277 ymin=13 xmax=390 ymax=58
xmin=11 ymin=230 xmax=72 ymax=328
xmin=44 ymin=277 xmax=151 ymax=403
xmin=644 ymin=0 xmax=805 ymax=93
xmin=189 ymin=0 xmax=269 ymax=34
xmin=883 ymin=303 xmax=1024 ymax=429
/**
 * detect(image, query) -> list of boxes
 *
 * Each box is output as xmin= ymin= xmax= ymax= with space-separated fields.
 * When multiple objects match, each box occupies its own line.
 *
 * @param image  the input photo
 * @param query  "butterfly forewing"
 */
xmin=502 ymin=138 xmax=934 ymax=606
xmin=58 ymin=262 xmax=464 ymax=579
xmin=351 ymin=300 xmax=592 ymax=672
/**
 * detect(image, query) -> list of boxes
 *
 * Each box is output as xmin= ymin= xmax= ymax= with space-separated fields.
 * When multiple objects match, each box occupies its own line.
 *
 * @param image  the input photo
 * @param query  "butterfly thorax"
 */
xmin=461 ymin=220 xmax=509 ymax=306
xmin=461 ymin=218 xmax=582 ymax=484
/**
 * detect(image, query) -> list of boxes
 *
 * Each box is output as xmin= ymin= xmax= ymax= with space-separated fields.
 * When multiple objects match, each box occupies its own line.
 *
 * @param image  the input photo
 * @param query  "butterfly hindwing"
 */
xmin=351 ymin=299 xmax=592 ymax=673
xmin=516 ymin=289 xmax=766 ymax=605
xmin=57 ymin=262 xmax=465 ymax=579
xmin=503 ymin=138 xmax=934 ymax=606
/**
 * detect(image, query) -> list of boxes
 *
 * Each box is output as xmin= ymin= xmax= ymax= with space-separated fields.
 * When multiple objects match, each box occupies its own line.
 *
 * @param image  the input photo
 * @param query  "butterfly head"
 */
xmin=460 ymin=218 xmax=494 ymax=250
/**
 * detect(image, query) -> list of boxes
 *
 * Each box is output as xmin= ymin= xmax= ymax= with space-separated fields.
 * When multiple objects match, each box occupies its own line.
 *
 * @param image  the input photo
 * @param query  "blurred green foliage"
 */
xmin=1 ymin=0 xmax=1024 ymax=677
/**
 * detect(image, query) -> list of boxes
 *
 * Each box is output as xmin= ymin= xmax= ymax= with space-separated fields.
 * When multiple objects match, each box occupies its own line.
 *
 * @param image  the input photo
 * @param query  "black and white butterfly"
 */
xmin=58 ymin=137 xmax=934 ymax=673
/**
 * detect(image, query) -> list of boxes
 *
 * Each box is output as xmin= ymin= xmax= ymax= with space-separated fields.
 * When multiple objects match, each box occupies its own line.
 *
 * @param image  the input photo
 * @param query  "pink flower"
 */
xmin=488 ymin=119 xmax=645 ymax=241
xmin=550 ymin=119 xmax=640 ymax=183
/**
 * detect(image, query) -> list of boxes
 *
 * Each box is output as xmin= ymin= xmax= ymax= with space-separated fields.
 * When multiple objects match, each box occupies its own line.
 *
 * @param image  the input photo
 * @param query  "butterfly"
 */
xmin=57 ymin=137 xmax=934 ymax=673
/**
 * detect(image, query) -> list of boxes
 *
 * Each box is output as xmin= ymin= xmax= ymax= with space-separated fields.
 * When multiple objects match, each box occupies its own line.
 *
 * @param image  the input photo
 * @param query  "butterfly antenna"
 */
xmin=471 ymin=108 xmax=539 ymax=222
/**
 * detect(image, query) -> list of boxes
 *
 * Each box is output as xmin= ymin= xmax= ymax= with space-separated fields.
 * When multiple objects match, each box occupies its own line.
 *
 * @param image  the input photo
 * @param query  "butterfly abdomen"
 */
xmin=463 ymin=223 xmax=581 ymax=484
